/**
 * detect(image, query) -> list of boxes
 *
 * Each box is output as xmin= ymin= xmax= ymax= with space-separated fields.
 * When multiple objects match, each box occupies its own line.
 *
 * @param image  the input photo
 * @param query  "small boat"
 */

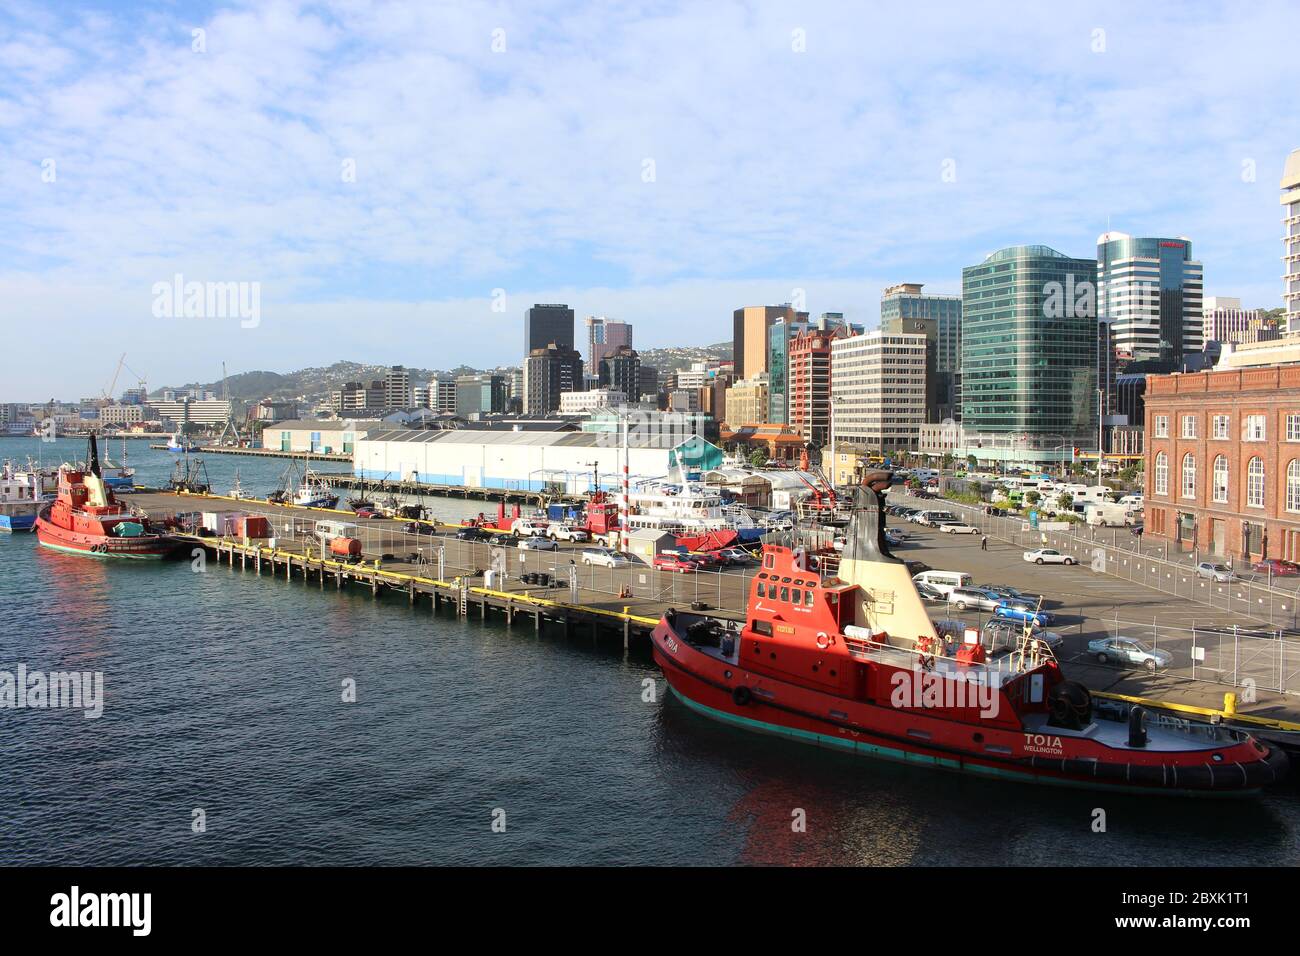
xmin=166 ymin=430 xmax=199 ymax=453
xmin=0 ymin=460 xmax=51 ymax=533
xmin=34 ymin=434 xmax=180 ymax=559
xmin=293 ymin=470 xmax=339 ymax=509
xmin=228 ymin=470 xmax=256 ymax=500
xmin=651 ymin=471 xmax=1289 ymax=795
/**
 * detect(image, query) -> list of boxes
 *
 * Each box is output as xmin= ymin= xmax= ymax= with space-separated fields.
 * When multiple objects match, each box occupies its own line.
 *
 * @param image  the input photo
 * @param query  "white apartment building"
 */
xmin=384 ymin=366 xmax=412 ymax=408
xmin=146 ymin=399 xmax=233 ymax=425
xmin=829 ymin=331 xmax=927 ymax=451
xmin=558 ymin=389 xmax=628 ymax=414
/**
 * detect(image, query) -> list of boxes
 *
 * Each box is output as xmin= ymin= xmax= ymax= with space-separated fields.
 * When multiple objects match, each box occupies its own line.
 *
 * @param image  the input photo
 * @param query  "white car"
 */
xmin=1022 ymin=548 xmax=1075 ymax=566
xmin=938 ymin=522 xmax=979 ymax=535
xmin=580 ymin=546 xmax=629 ymax=567
xmin=547 ymin=524 xmax=590 ymax=542
xmin=518 ymin=536 xmax=559 ymax=551
xmin=510 ymin=518 xmax=550 ymax=537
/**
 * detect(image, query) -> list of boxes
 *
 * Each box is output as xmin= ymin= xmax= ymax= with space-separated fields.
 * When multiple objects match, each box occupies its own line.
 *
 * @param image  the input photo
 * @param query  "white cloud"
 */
xmin=0 ymin=0 xmax=1295 ymax=397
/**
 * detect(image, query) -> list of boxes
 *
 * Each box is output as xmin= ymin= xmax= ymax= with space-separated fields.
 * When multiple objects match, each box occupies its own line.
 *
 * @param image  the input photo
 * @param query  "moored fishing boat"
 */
xmin=651 ymin=471 xmax=1288 ymax=795
xmin=0 ymin=460 xmax=50 ymax=533
xmin=34 ymin=434 xmax=180 ymax=559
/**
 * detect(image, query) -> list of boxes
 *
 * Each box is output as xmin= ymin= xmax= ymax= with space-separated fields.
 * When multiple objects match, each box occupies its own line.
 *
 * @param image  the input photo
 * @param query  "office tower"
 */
xmin=524 ymin=303 xmax=575 ymax=353
xmin=586 ymin=316 xmax=633 ymax=368
xmin=1097 ymin=232 xmax=1203 ymax=367
xmin=597 ymin=345 xmax=640 ymax=399
xmin=880 ymin=283 xmax=962 ymax=423
xmin=733 ymin=304 xmax=806 ymax=380
xmin=523 ymin=344 xmax=584 ymax=414
xmin=1203 ymin=296 xmax=1276 ymax=345
xmin=787 ymin=324 xmax=847 ymax=447
xmin=455 ymin=374 xmax=508 ymax=418
xmin=961 ymin=245 xmax=1098 ymax=447
xmin=384 ymin=366 xmax=412 ymax=408
xmin=829 ymin=331 xmax=927 ymax=451
xmin=1283 ymin=149 xmax=1300 ymax=334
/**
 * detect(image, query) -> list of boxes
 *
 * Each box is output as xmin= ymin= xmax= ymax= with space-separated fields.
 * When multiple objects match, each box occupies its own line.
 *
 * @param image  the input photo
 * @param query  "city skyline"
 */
xmin=3 ymin=1 xmax=1298 ymax=399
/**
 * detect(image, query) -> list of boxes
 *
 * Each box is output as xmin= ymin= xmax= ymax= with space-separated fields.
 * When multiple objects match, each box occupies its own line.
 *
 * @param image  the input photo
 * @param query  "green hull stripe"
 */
xmin=668 ymin=687 xmax=1247 ymax=798
xmin=37 ymin=540 xmax=167 ymax=561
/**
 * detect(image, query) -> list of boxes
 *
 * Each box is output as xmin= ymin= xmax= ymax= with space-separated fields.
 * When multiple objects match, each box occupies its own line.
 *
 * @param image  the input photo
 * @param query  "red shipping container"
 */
xmin=238 ymin=515 xmax=271 ymax=538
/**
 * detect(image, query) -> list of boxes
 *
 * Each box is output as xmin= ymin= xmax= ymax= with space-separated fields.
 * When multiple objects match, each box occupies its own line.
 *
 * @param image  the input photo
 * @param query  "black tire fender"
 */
xmin=732 ymin=685 xmax=753 ymax=707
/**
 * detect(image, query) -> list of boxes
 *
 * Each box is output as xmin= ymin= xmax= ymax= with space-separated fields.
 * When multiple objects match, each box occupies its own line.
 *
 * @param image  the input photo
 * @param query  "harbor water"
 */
xmin=3 ymin=438 xmax=1300 ymax=865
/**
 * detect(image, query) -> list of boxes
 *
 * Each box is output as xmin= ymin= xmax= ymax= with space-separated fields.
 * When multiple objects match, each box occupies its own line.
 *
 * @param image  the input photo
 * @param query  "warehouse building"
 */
xmin=353 ymin=429 xmax=723 ymax=494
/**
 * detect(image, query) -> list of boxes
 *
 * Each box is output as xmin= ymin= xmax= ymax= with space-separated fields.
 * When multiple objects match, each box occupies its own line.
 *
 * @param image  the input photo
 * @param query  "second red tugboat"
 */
xmin=651 ymin=472 xmax=1288 ymax=795
xmin=35 ymin=434 xmax=181 ymax=560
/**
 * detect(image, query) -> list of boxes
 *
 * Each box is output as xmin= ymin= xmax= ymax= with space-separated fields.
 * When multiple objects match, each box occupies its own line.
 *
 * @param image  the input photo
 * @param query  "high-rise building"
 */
xmin=523 ymin=344 xmax=583 ymax=415
xmin=723 ymin=376 xmax=769 ymax=427
xmin=880 ymin=283 xmax=962 ymax=423
xmin=638 ymin=365 xmax=660 ymax=404
xmin=524 ymin=303 xmax=575 ymax=353
xmin=829 ymin=331 xmax=927 ymax=451
xmin=1097 ymin=232 xmax=1203 ymax=366
xmin=384 ymin=366 xmax=412 ymax=408
xmin=597 ymin=345 xmax=640 ymax=399
xmin=1282 ymin=149 xmax=1300 ymax=334
xmin=455 ymin=374 xmax=508 ymax=418
xmin=961 ymin=245 xmax=1098 ymax=451
xmin=1203 ymin=296 xmax=1276 ymax=345
xmin=435 ymin=378 xmax=457 ymax=413
xmin=586 ymin=316 xmax=633 ymax=368
xmin=787 ymin=325 xmax=846 ymax=447
xmin=733 ymin=304 xmax=805 ymax=380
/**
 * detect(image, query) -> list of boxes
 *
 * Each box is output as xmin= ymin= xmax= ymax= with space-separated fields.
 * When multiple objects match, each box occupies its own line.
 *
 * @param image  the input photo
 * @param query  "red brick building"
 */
xmin=788 ymin=325 xmax=845 ymax=447
xmin=1144 ymin=365 xmax=1300 ymax=561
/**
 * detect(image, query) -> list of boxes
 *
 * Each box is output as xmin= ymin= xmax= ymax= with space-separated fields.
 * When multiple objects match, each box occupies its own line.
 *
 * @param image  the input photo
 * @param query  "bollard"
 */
xmin=1223 ymin=692 xmax=1237 ymax=716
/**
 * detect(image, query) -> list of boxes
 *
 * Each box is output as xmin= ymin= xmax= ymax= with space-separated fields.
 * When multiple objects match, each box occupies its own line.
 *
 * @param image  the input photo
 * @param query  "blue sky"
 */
xmin=2 ymin=0 xmax=1297 ymax=399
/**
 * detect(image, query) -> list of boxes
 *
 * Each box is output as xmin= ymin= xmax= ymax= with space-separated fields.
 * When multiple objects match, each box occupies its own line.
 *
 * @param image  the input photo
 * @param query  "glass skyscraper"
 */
xmin=1096 ymin=232 xmax=1202 ymax=368
xmin=960 ymin=245 xmax=1098 ymax=446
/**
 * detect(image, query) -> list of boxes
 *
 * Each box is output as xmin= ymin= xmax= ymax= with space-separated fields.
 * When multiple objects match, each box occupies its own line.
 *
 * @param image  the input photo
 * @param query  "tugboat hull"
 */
xmin=35 ymin=511 xmax=178 ymax=560
xmin=653 ymin=612 xmax=1288 ymax=796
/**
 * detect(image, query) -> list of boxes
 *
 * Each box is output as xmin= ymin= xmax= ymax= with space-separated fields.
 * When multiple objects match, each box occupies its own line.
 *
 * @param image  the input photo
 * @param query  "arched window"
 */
xmin=1247 ymin=457 xmax=1265 ymax=508
xmin=1181 ymin=453 xmax=1196 ymax=498
xmin=1288 ymin=460 xmax=1300 ymax=513
xmin=1213 ymin=455 xmax=1228 ymax=503
xmin=1154 ymin=452 xmax=1168 ymax=496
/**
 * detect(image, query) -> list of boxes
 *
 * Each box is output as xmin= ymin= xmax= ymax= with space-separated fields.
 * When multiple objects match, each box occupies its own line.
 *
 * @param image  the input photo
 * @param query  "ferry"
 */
xmin=34 ymin=434 xmax=181 ymax=559
xmin=651 ymin=471 xmax=1289 ymax=795
xmin=0 ymin=461 xmax=51 ymax=533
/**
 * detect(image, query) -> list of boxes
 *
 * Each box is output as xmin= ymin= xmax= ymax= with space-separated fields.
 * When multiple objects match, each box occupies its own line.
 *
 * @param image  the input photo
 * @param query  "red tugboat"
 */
xmin=35 ymin=434 xmax=181 ymax=560
xmin=651 ymin=472 xmax=1289 ymax=795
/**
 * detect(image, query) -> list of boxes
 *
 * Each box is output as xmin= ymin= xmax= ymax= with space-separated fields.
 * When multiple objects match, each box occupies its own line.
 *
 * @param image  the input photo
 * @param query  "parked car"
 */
xmin=1195 ymin=561 xmax=1235 ymax=583
xmin=1086 ymin=636 xmax=1172 ymax=673
xmin=1129 ymin=524 xmax=1144 ymax=537
xmin=719 ymin=547 xmax=757 ymax=566
xmin=679 ymin=550 xmax=724 ymax=570
xmin=884 ymin=528 xmax=907 ymax=547
xmin=580 ymin=546 xmax=630 ymax=568
xmin=979 ymin=584 xmax=1047 ymax=609
xmin=1022 ymin=548 xmax=1075 ymax=565
xmin=518 ymin=536 xmax=560 ymax=551
xmin=938 ymin=521 xmax=979 ymax=535
xmin=1252 ymin=558 xmax=1300 ymax=577
xmin=947 ymin=586 xmax=1002 ymax=612
xmin=981 ymin=619 xmax=1064 ymax=654
xmin=510 ymin=518 xmax=550 ymax=537
xmin=994 ymin=603 xmax=1054 ymax=627
xmin=984 ymin=506 xmax=1008 ymax=517
xmin=455 ymin=526 xmax=492 ymax=542
xmin=546 ymin=524 xmax=590 ymax=542
xmin=654 ymin=551 xmax=698 ymax=573
xmin=915 ymin=581 xmax=946 ymax=603
xmin=403 ymin=521 xmax=437 ymax=536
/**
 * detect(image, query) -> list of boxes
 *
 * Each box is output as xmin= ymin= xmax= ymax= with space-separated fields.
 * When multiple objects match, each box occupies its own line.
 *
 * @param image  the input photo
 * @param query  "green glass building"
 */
xmin=960 ymin=246 xmax=1098 ymax=451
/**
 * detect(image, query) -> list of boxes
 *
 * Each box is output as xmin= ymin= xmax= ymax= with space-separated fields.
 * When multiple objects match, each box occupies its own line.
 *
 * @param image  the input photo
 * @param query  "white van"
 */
xmin=911 ymin=510 xmax=959 ymax=527
xmin=313 ymin=519 xmax=354 ymax=542
xmin=912 ymin=570 xmax=974 ymax=597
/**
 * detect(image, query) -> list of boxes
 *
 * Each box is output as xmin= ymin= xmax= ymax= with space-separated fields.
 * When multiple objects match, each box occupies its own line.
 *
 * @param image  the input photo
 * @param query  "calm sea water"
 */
xmin=3 ymin=437 xmax=1300 ymax=865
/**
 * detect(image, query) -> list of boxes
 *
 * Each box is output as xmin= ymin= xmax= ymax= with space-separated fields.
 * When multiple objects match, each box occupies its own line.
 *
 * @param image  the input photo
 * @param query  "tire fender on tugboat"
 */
xmin=732 ymin=685 xmax=753 ymax=707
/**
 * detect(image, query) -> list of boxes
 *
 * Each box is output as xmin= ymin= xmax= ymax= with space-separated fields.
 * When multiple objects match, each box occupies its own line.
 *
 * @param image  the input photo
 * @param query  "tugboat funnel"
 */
xmin=836 ymin=471 xmax=937 ymax=644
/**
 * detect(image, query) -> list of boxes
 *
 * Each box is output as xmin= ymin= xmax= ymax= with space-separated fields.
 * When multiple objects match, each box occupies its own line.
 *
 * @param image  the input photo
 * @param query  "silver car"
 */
xmin=1086 ymin=636 xmax=1173 ymax=673
xmin=1195 ymin=561 xmax=1235 ymax=583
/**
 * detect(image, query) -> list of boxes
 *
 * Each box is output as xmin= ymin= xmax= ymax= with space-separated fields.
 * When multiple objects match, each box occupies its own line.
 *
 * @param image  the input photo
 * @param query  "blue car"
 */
xmin=994 ymin=602 xmax=1054 ymax=627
